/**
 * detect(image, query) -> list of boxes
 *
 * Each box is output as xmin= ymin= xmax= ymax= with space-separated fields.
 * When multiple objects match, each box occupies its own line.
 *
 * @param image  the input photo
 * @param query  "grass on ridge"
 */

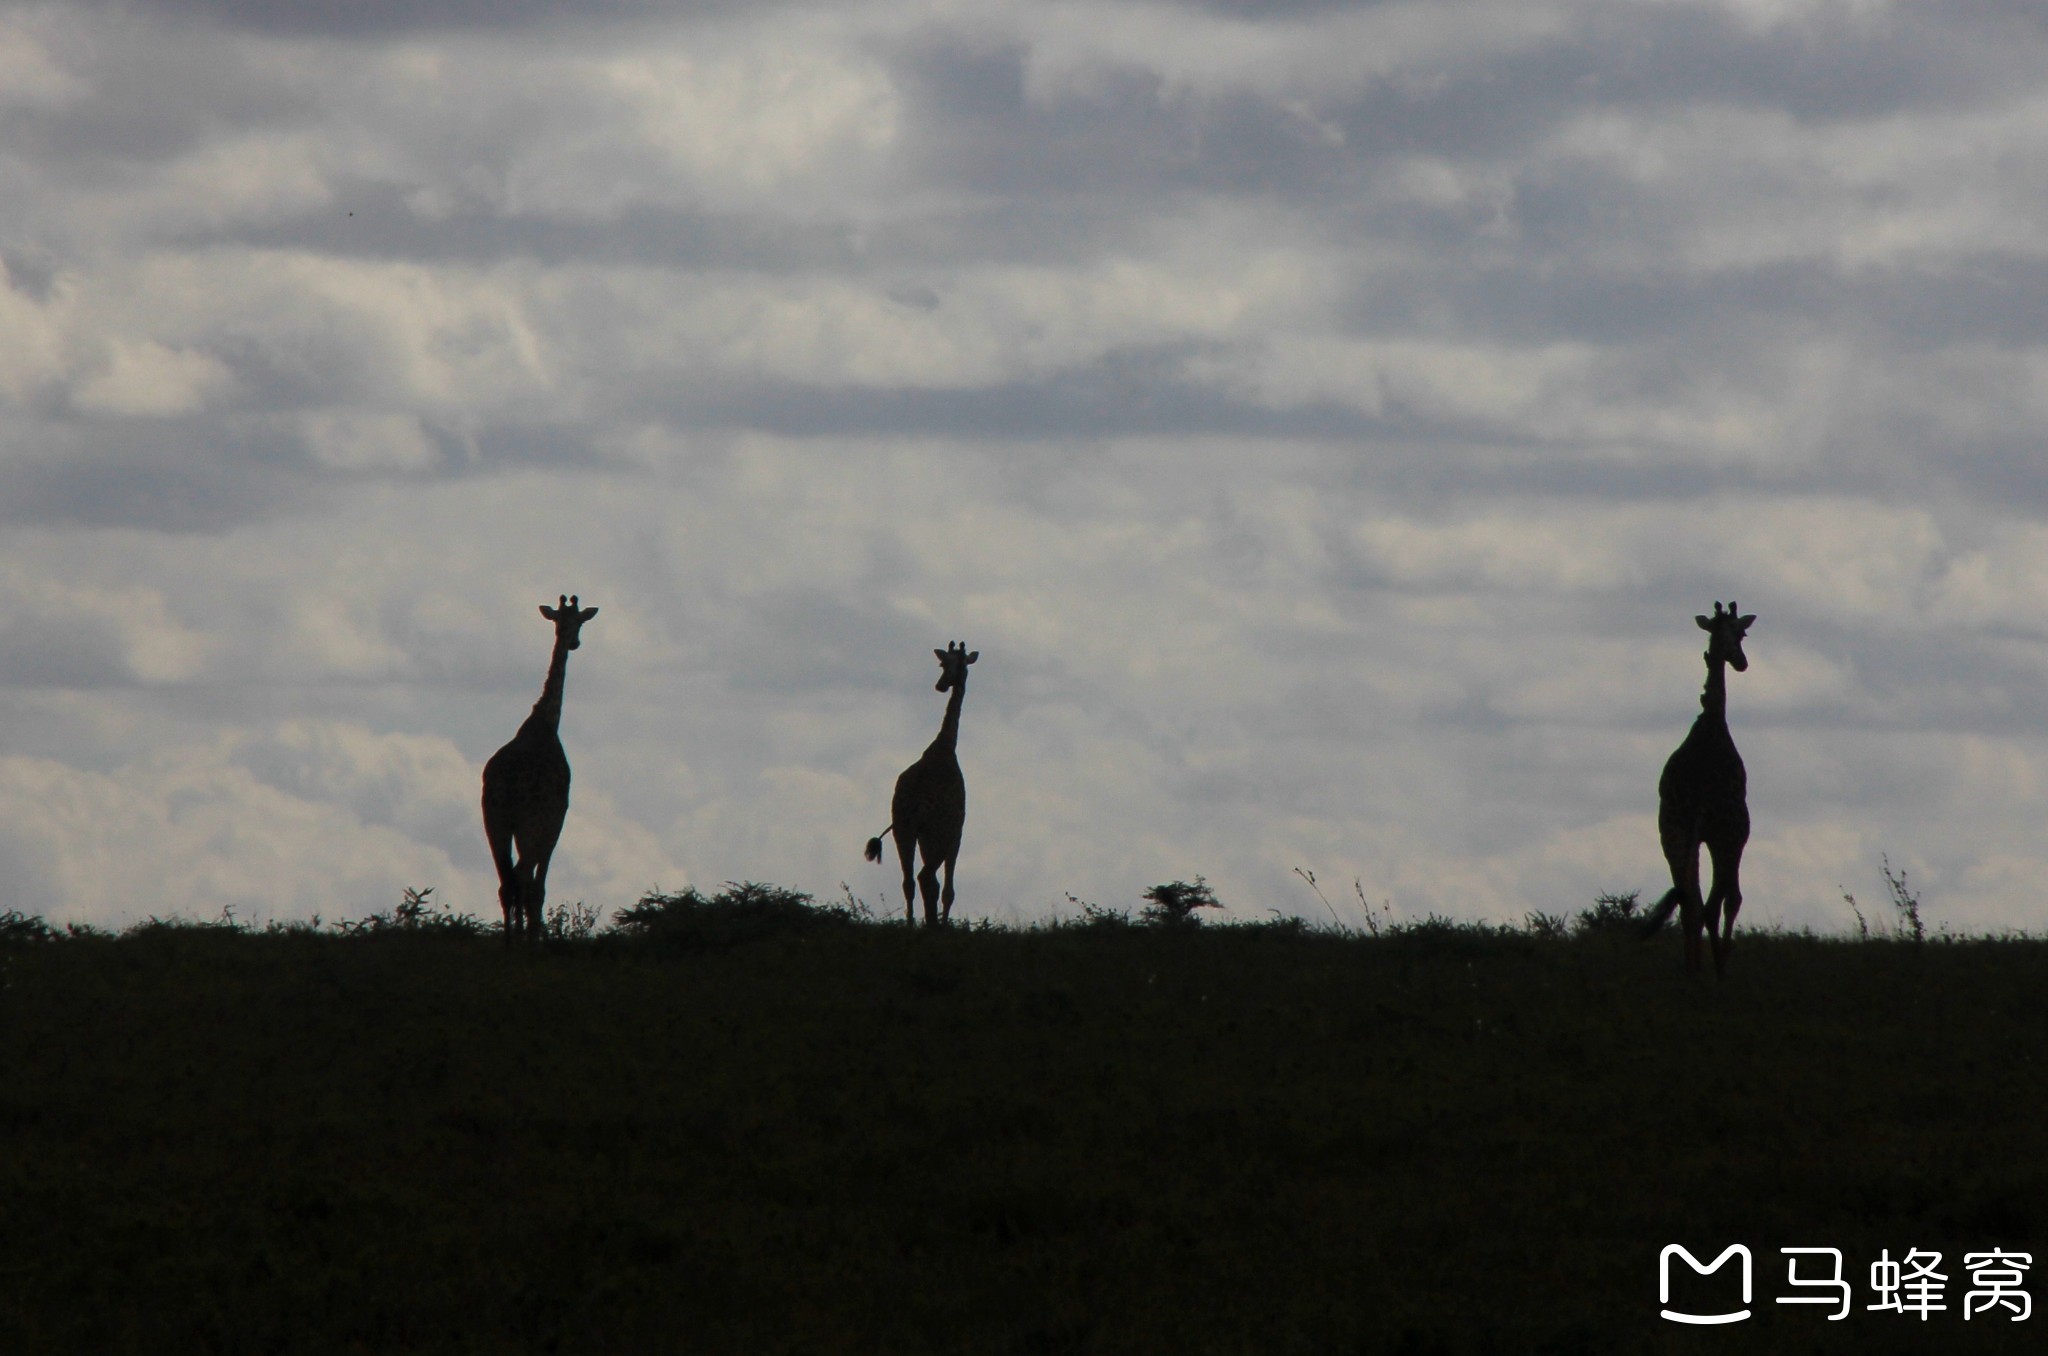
xmin=1 ymin=887 xmax=2041 ymax=1354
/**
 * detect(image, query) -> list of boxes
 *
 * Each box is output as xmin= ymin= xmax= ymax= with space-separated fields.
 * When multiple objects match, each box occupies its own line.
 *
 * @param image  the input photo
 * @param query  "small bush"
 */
xmin=339 ymin=887 xmax=483 ymax=937
xmin=1054 ymin=894 xmax=1131 ymax=931
xmin=545 ymin=898 xmax=606 ymax=942
xmin=128 ymin=906 xmax=248 ymax=938
xmin=0 ymin=910 xmax=55 ymax=946
xmin=1382 ymin=913 xmax=1532 ymax=956
xmin=834 ymin=882 xmax=876 ymax=922
xmin=1140 ymin=877 xmax=1223 ymax=928
xmin=1575 ymin=891 xmax=1641 ymax=934
xmin=608 ymin=881 xmax=859 ymax=950
xmin=1223 ymin=912 xmax=1311 ymax=941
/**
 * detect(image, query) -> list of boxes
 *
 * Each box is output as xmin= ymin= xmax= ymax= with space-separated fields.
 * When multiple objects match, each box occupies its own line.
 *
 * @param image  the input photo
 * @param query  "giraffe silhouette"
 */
xmin=1642 ymin=601 xmax=1754 ymax=976
xmin=482 ymin=595 xmax=598 ymax=943
xmin=865 ymin=641 xmax=977 ymax=926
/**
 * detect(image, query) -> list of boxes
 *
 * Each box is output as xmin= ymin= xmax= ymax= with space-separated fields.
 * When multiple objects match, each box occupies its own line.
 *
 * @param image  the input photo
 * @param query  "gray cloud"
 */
xmin=3 ymin=0 xmax=2047 ymax=932
xmin=0 ymin=420 xmax=312 ymax=531
xmin=40 ymin=0 xmax=756 ymax=39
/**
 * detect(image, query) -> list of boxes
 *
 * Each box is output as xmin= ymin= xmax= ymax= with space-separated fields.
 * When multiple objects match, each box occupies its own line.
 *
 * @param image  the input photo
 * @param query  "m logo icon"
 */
xmin=1660 ymin=1244 xmax=1752 ymax=1324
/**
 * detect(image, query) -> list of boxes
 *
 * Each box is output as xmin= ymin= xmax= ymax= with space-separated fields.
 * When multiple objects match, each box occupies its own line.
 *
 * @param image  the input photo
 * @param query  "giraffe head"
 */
xmin=1695 ymin=600 xmax=1754 ymax=671
xmin=540 ymin=594 xmax=600 ymax=650
xmin=934 ymin=640 xmax=979 ymax=691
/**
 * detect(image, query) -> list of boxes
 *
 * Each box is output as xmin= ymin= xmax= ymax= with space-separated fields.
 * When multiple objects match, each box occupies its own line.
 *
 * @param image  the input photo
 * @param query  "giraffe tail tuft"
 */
xmin=1639 ymin=888 xmax=1681 ymax=938
xmin=864 ymin=829 xmax=890 ymax=864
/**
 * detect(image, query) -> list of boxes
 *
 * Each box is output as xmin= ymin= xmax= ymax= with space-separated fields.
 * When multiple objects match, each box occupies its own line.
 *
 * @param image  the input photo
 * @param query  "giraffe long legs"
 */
xmin=1705 ymin=837 xmax=1745 ymax=977
xmin=498 ymin=876 xmax=519 ymax=939
xmin=484 ymin=807 xmax=520 ymax=942
xmin=891 ymin=828 xmax=954 ymax=928
xmin=894 ymin=829 xmax=918 ymax=924
xmin=525 ymin=853 xmax=553 ymax=940
xmin=1659 ymin=835 xmax=1747 ymax=977
xmin=498 ymin=879 xmax=522 ymax=940
xmin=503 ymin=868 xmax=542 ymax=941
xmin=1662 ymin=834 xmax=1707 ymax=975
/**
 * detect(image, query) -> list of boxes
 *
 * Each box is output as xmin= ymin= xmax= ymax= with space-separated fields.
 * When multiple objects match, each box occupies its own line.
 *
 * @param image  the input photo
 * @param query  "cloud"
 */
xmin=0 ymin=746 xmax=463 ymax=923
xmin=0 ymin=571 xmax=209 ymax=687
xmin=2 ymin=0 xmax=2047 ymax=940
xmin=70 ymin=336 xmax=237 ymax=415
xmin=0 ymin=259 xmax=67 ymax=403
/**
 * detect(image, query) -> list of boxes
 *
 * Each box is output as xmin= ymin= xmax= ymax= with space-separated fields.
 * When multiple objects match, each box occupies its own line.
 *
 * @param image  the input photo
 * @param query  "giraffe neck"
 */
xmin=931 ymin=678 xmax=967 ymax=755
xmin=1698 ymin=652 xmax=1727 ymax=725
xmin=527 ymin=640 xmax=572 ymax=736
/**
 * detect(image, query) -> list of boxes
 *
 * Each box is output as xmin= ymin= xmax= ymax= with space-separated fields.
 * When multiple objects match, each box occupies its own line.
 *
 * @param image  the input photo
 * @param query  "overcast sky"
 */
xmin=4 ymin=0 xmax=2047 ymax=934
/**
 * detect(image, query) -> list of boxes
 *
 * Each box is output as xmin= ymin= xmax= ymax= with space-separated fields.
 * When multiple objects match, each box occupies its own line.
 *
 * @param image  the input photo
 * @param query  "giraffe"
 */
xmin=864 ymin=641 xmax=978 ymax=926
xmin=1641 ymin=601 xmax=1755 ymax=976
xmin=481 ymin=595 xmax=598 ymax=943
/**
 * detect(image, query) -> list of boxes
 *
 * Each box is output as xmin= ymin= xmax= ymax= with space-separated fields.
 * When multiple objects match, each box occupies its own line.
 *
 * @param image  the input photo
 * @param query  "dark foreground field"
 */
xmin=2 ymin=901 xmax=2043 ymax=1354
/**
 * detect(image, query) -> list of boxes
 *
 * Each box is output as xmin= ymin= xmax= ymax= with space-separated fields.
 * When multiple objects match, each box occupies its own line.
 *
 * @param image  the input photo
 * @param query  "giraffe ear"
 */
xmin=965 ymin=651 xmax=979 ymax=664
xmin=1695 ymin=615 xmax=1713 ymax=631
xmin=1737 ymin=614 xmax=1755 ymax=631
xmin=580 ymin=606 xmax=599 ymax=622
xmin=540 ymin=604 xmax=561 ymax=621
xmin=935 ymin=649 xmax=947 ymax=662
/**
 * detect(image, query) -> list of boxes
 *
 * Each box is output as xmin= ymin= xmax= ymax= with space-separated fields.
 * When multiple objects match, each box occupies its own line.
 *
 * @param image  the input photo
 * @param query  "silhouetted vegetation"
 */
xmin=1138 ymin=876 xmax=1222 ymax=927
xmin=337 ymin=885 xmax=484 ymax=936
xmin=1577 ymin=888 xmax=1643 ymax=933
xmin=0 ymin=908 xmax=56 ymax=945
xmin=1056 ymin=892 xmax=1133 ymax=931
xmin=1841 ymin=857 xmax=1934 ymax=947
xmin=2 ymin=889 xmax=2042 ymax=1353
xmin=609 ymin=880 xmax=865 ymax=949
xmin=1882 ymin=854 xmax=1927 ymax=944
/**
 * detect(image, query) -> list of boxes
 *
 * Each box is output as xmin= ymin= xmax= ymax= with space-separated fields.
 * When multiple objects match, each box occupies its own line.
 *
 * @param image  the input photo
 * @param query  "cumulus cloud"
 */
xmin=1 ymin=0 xmax=2045 ymax=937
xmin=0 ymin=747 xmax=461 ymax=924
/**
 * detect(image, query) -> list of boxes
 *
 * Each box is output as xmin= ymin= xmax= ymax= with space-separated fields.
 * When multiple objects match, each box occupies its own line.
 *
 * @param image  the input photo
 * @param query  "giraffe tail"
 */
xmin=1639 ymin=888 xmax=1682 ymax=938
xmin=864 ymin=827 xmax=892 ymax=863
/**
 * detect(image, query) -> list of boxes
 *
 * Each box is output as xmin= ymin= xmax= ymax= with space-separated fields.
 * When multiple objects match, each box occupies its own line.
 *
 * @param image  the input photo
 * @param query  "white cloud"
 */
xmin=0 ymin=264 xmax=66 ymax=404
xmin=580 ymin=44 xmax=901 ymax=201
xmin=0 ymin=747 xmax=463 ymax=924
xmin=1011 ymin=0 xmax=1571 ymax=107
xmin=1351 ymin=511 xmax=1640 ymax=595
xmin=286 ymin=22 xmax=907 ymax=222
xmin=530 ymin=222 xmax=1322 ymax=393
xmin=0 ymin=12 xmax=90 ymax=111
xmin=0 ymin=569 xmax=209 ymax=686
xmin=70 ymin=335 xmax=236 ymax=416
xmin=298 ymin=408 xmax=438 ymax=471
xmin=1545 ymin=97 xmax=2048 ymax=271
xmin=2 ymin=0 xmax=2047 ymax=940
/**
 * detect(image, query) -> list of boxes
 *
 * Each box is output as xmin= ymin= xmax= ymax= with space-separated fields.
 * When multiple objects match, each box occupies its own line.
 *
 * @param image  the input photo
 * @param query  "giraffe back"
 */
xmin=893 ymin=743 xmax=966 ymax=853
xmin=483 ymin=721 xmax=572 ymax=835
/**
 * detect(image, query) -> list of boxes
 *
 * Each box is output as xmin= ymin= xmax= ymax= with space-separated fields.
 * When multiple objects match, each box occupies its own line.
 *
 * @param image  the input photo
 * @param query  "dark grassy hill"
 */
xmin=1 ymin=899 xmax=2042 ymax=1354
